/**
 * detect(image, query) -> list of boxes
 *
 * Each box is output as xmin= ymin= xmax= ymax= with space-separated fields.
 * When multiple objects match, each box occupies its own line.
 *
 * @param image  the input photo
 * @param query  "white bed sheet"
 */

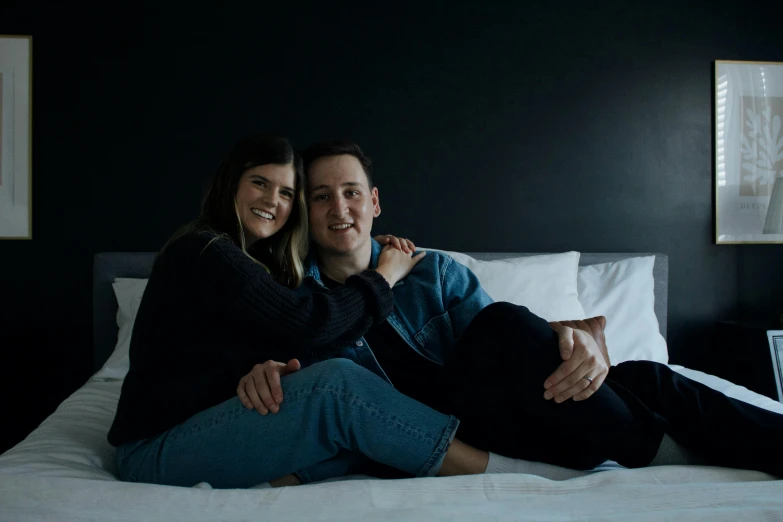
xmin=1 ymin=365 xmax=782 ymax=521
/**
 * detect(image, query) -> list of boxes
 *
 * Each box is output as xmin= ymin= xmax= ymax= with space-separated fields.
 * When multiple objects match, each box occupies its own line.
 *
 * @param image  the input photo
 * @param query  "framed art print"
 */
xmin=715 ymin=60 xmax=783 ymax=244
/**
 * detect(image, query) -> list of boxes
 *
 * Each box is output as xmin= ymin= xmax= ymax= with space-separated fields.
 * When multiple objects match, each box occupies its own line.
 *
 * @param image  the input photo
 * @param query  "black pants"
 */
xmin=446 ymin=302 xmax=783 ymax=476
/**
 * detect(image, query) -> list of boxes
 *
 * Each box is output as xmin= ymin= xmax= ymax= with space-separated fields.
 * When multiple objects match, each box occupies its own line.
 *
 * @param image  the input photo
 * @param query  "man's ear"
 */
xmin=371 ymin=187 xmax=381 ymax=218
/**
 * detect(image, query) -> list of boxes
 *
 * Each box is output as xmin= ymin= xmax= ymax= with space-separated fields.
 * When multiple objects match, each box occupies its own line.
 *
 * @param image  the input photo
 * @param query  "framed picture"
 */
xmin=768 ymin=331 xmax=783 ymax=403
xmin=0 ymin=35 xmax=32 ymax=240
xmin=715 ymin=60 xmax=783 ymax=244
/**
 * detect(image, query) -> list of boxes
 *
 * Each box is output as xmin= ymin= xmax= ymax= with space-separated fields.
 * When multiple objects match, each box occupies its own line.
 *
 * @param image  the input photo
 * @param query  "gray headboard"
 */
xmin=93 ymin=252 xmax=668 ymax=372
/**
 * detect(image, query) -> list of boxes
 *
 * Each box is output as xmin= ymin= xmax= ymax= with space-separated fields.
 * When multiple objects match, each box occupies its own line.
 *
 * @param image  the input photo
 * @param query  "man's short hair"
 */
xmin=302 ymin=140 xmax=374 ymax=188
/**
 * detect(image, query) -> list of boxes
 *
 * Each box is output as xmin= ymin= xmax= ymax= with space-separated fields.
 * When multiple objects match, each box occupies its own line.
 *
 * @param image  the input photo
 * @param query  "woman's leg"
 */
xmin=294 ymin=450 xmax=369 ymax=484
xmin=446 ymin=302 xmax=663 ymax=470
xmin=609 ymin=361 xmax=783 ymax=476
xmin=296 ymin=438 xmax=489 ymax=484
xmin=116 ymin=358 xmax=463 ymax=488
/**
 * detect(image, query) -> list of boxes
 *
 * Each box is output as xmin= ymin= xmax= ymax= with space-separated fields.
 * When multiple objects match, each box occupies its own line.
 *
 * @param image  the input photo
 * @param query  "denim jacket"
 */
xmin=298 ymin=240 xmax=494 ymax=384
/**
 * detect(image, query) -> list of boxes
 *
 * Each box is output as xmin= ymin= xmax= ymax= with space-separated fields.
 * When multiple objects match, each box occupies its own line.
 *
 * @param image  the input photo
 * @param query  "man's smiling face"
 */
xmin=307 ymin=154 xmax=381 ymax=256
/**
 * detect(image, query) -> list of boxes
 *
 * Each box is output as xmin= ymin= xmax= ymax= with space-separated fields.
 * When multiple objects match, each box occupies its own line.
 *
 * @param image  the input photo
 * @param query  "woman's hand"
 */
xmin=375 ymin=245 xmax=427 ymax=287
xmin=237 ymin=359 xmax=301 ymax=415
xmin=374 ymin=234 xmax=416 ymax=253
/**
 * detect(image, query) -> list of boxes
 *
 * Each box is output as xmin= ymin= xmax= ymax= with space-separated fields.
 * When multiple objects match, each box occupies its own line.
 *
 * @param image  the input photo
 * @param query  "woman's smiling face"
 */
xmin=235 ymin=163 xmax=296 ymax=246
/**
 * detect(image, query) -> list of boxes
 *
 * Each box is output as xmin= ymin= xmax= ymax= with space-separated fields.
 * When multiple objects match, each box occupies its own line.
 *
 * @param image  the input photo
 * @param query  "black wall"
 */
xmin=1 ymin=1 xmax=781 ymax=452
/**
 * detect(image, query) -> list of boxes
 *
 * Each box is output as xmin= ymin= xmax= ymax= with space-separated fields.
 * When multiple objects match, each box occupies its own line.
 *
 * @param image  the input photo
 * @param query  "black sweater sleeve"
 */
xmin=170 ymin=233 xmax=394 ymax=351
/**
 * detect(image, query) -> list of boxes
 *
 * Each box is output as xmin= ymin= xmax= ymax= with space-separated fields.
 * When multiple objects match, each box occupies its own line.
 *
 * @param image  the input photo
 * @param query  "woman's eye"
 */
xmin=281 ymin=191 xmax=293 ymax=198
xmin=313 ymin=194 xmax=327 ymax=202
xmin=253 ymin=180 xmax=266 ymax=187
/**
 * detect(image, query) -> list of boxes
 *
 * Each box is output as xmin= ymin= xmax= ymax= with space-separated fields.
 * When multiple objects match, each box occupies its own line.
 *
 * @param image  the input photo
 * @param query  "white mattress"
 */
xmin=1 ymin=365 xmax=782 ymax=521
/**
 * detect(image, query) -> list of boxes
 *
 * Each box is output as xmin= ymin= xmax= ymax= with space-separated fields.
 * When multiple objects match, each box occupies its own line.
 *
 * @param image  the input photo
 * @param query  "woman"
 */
xmin=108 ymin=134 xmax=497 ymax=489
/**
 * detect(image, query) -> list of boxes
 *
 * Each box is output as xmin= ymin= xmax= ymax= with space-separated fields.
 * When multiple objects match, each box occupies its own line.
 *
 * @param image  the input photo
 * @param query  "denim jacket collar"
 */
xmin=300 ymin=238 xmax=493 ymax=380
xmin=303 ymin=239 xmax=382 ymax=287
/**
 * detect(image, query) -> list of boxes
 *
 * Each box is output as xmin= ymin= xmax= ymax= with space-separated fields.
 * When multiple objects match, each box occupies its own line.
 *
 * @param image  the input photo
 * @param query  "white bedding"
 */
xmin=1 ymin=366 xmax=782 ymax=521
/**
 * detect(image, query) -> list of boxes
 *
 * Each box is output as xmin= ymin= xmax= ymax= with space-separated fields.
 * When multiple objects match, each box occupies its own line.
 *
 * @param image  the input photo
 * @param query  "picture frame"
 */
xmin=714 ymin=60 xmax=783 ymax=244
xmin=768 ymin=331 xmax=783 ymax=403
xmin=0 ymin=35 xmax=32 ymax=240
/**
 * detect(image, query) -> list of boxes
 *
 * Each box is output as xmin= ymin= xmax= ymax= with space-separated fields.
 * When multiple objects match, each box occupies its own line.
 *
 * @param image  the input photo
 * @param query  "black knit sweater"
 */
xmin=107 ymin=232 xmax=394 ymax=447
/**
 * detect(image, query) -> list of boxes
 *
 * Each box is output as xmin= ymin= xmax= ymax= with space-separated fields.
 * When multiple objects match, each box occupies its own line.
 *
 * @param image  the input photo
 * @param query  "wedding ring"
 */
xmin=584 ymin=376 xmax=594 ymax=384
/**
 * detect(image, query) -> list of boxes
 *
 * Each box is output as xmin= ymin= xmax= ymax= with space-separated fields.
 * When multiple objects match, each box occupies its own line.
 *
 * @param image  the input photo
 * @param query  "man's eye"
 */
xmin=347 ymin=191 xmax=359 ymax=197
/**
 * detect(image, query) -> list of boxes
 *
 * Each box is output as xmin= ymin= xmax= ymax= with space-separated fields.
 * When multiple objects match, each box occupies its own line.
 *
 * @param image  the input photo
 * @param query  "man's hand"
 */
xmin=237 ymin=359 xmax=301 ymax=415
xmin=374 ymin=234 xmax=415 ymax=253
xmin=543 ymin=324 xmax=608 ymax=403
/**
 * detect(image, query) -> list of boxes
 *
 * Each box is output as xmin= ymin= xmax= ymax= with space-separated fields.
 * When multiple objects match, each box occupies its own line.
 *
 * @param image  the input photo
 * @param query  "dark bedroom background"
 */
xmin=1 ymin=0 xmax=781 ymax=453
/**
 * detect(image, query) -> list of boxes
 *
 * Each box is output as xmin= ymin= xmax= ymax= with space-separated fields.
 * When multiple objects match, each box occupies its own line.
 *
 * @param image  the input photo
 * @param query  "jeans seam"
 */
xmin=295 ymin=469 xmax=312 ymax=484
xmin=166 ymin=402 xmax=249 ymax=444
xmin=295 ymin=385 xmax=443 ymax=444
xmin=117 ymin=440 xmax=147 ymax=483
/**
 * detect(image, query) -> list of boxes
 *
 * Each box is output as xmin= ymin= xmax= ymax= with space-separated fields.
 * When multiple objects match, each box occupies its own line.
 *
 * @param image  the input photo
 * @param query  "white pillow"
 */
xmin=577 ymin=256 xmax=668 ymax=364
xmin=93 ymin=278 xmax=148 ymax=380
xmin=428 ymin=250 xmax=586 ymax=322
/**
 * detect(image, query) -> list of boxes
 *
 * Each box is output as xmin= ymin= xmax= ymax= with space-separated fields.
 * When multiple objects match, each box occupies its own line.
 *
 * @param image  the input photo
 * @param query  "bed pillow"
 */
xmin=428 ymin=250 xmax=586 ymax=321
xmin=577 ymin=256 xmax=668 ymax=364
xmin=92 ymin=278 xmax=148 ymax=380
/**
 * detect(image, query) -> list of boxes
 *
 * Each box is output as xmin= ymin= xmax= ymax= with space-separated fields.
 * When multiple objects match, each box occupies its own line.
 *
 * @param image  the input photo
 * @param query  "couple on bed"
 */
xmin=107 ymin=135 xmax=783 ymax=489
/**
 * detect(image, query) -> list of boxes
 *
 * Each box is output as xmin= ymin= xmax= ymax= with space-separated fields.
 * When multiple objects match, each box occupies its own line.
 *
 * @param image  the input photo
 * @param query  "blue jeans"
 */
xmin=115 ymin=358 xmax=459 ymax=488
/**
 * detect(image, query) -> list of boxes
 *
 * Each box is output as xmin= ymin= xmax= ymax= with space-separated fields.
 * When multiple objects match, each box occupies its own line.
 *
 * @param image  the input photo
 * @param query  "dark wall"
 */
xmin=1 ymin=1 xmax=781 ymax=451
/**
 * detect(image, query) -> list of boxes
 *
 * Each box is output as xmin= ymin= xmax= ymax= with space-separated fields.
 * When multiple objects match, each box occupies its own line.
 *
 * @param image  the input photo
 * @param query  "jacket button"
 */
xmin=355 ymin=341 xmax=364 ymax=347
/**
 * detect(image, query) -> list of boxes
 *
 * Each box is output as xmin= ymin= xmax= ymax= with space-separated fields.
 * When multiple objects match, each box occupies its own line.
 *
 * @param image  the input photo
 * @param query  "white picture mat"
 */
xmin=715 ymin=60 xmax=783 ymax=243
xmin=0 ymin=36 xmax=30 ymax=238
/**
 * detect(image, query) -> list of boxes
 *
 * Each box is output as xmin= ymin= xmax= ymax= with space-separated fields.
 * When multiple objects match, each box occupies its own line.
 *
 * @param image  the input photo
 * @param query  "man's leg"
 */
xmin=446 ymin=302 xmax=663 ymax=470
xmin=609 ymin=361 xmax=783 ymax=476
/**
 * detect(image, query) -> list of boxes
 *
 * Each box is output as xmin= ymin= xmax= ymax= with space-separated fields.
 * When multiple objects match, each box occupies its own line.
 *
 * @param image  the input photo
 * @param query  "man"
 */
xmin=296 ymin=140 xmax=659 ymax=470
xmin=239 ymin=140 xmax=783 ymax=480
xmin=299 ymin=140 xmax=609 ymax=402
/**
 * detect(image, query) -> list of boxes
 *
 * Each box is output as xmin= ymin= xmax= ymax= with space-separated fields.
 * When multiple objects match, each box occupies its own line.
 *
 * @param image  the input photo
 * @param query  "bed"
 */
xmin=1 ymin=251 xmax=782 ymax=521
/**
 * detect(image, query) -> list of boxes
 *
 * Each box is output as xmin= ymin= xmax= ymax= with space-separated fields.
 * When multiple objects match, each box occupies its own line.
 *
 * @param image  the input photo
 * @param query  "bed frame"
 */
xmin=92 ymin=252 xmax=668 ymax=372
